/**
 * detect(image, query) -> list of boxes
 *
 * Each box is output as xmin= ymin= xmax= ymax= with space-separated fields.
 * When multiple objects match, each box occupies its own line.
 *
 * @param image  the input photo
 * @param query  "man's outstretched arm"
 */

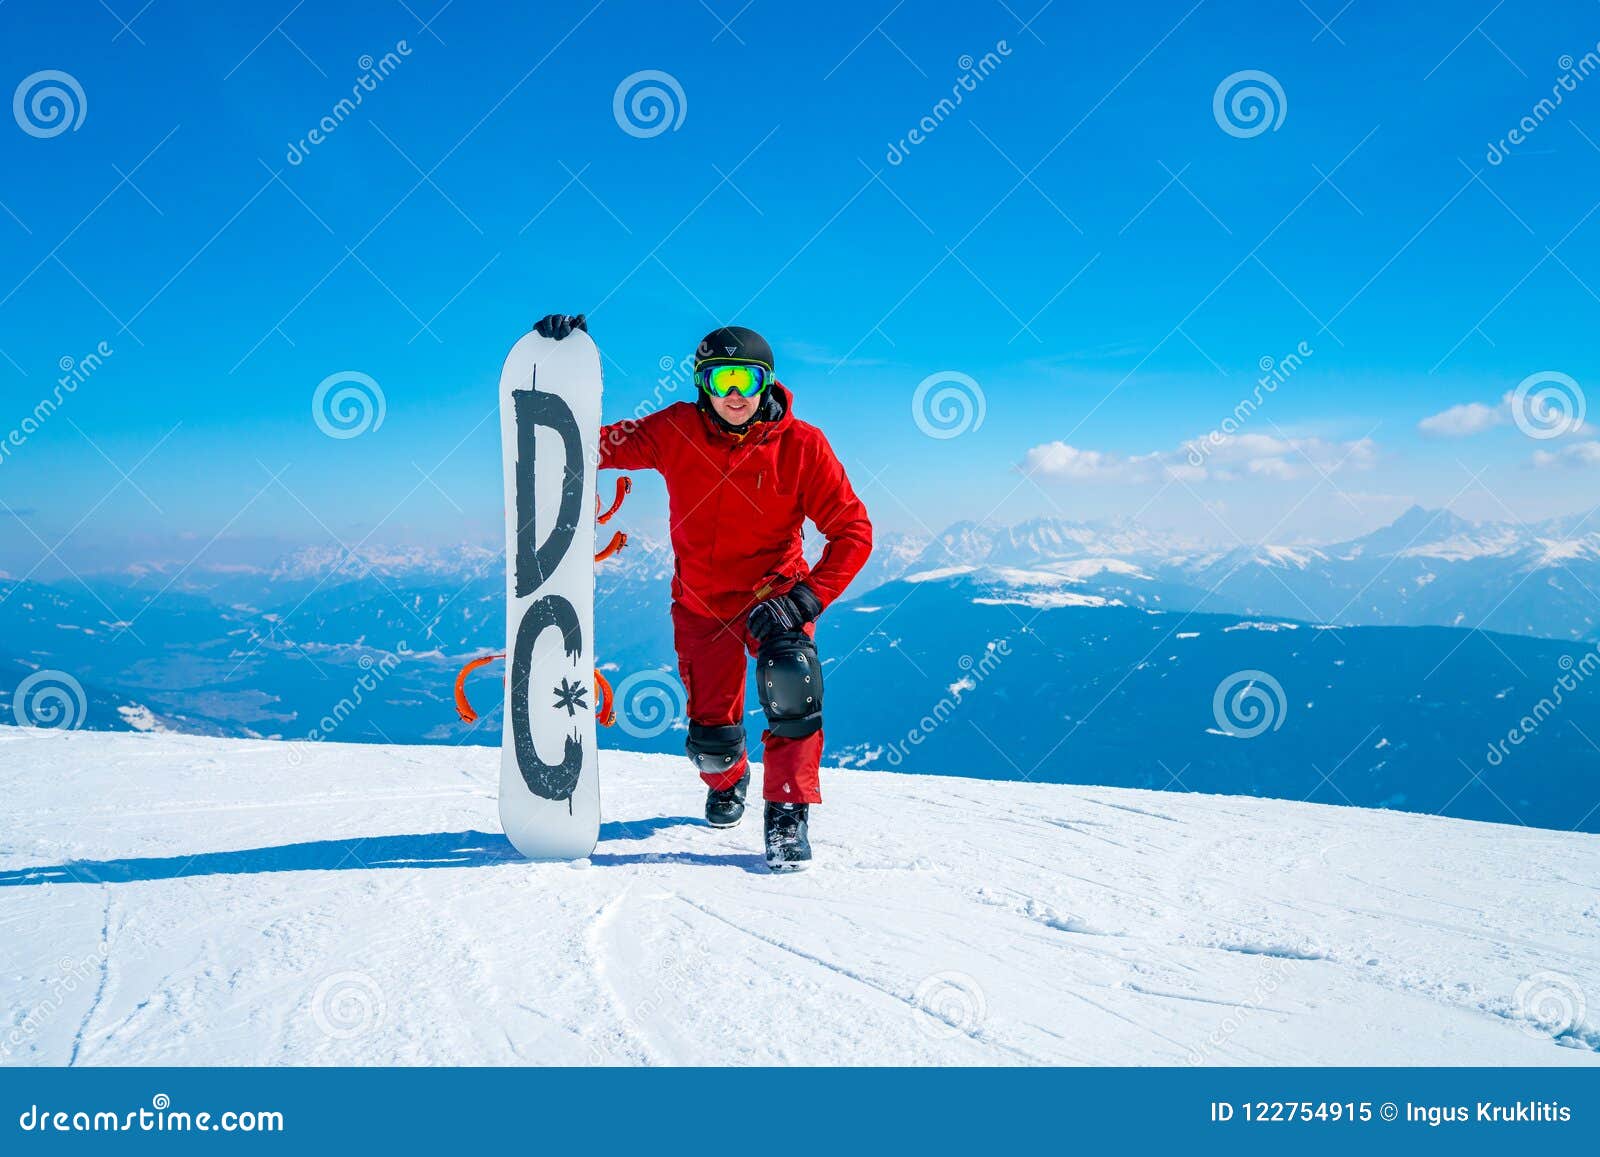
xmin=599 ymin=409 xmax=668 ymax=472
xmin=800 ymin=433 xmax=873 ymax=609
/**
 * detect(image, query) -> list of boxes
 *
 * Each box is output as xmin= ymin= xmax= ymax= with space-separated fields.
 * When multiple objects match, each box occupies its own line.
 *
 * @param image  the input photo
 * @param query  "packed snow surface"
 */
xmin=2 ymin=727 xmax=1597 ymax=1066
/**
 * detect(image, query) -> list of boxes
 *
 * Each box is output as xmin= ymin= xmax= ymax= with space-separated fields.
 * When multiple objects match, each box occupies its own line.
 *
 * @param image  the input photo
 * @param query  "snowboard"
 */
xmin=497 ymin=328 xmax=602 ymax=860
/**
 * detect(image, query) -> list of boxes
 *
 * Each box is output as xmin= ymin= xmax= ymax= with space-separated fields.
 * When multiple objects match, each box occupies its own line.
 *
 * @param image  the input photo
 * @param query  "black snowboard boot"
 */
xmin=764 ymin=802 xmax=812 ymax=871
xmin=705 ymin=770 xmax=750 ymax=828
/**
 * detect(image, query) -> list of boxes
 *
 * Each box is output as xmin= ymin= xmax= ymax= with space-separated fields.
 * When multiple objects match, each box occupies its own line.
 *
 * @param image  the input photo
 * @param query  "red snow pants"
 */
xmin=672 ymin=602 xmax=823 ymax=804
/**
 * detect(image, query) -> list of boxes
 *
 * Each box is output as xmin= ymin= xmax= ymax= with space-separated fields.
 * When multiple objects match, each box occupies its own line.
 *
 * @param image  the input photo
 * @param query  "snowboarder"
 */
xmin=533 ymin=314 xmax=874 ymax=870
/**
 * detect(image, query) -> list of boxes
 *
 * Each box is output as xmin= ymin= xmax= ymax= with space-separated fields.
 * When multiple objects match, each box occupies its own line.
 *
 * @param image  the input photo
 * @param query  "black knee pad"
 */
xmin=757 ymin=634 xmax=823 ymax=738
xmin=686 ymin=722 xmax=745 ymax=775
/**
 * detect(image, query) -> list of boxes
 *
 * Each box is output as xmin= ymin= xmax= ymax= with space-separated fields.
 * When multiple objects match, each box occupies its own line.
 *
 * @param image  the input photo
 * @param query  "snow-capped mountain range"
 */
xmin=900 ymin=506 xmax=1600 ymax=641
xmin=910 ymin=518 xmax=1203 ymax=570
xmin=100 ymin=503 xmax=1600 ymax=642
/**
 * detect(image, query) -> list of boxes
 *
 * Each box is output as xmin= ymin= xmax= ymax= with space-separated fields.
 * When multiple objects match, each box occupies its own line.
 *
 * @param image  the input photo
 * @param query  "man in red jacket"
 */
xmin=534 ymin=315 xmax=873 ymax=871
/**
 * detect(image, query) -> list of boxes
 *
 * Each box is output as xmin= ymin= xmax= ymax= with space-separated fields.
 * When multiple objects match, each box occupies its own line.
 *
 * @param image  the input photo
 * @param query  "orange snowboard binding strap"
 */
xmin=597 ymin=476 xmax=632 ymax=524
xmin=595 ymin=476 xmax=632 ymax=563
xmin=454 ymin=653 xmax=618 ymax=729
xmin=453 ymin=653 xmax=505 ymax=724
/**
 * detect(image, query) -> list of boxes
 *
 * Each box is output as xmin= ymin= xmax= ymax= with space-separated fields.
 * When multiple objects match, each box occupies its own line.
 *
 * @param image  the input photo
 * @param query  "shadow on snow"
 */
xmin=0 ymin=815 xmax=751 ymax=886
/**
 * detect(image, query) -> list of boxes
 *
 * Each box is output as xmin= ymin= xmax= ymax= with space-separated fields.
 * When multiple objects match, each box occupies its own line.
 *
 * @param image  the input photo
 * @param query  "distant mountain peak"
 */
xmin=1390 ymin=504 xmax=1472 ymax=536
xmin=1349 ymin=507 xmax=1511 ymax=561
xmin=913 ymin=515 xmax=1201 ymax=571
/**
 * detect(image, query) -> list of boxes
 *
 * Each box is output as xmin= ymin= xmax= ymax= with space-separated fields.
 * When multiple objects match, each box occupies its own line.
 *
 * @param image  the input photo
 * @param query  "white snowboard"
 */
xmin=497 ymin=329 xmax=602 ymax=860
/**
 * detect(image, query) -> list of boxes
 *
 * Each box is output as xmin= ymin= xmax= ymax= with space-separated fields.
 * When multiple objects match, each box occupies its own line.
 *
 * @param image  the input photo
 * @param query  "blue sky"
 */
xmin=2 ymin=0 xmax=1599 ymax=574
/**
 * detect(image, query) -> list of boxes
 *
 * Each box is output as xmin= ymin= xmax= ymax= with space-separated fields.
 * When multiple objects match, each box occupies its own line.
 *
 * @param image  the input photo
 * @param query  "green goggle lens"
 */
xmin=699 ymin=363 xmax=768 ymax=398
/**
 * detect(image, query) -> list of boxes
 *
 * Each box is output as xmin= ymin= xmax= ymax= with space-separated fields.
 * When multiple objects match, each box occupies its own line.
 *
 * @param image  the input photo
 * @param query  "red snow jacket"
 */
xmin=598 ymin=384 xmax=873 ymax=622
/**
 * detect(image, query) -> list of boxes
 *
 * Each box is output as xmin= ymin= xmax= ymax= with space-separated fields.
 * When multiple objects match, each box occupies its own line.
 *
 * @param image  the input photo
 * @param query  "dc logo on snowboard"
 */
xmin=509 ymin=371 xmax=589 ymax=804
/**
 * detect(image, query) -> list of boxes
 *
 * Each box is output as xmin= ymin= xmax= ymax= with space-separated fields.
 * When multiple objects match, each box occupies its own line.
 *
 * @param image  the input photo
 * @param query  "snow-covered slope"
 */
xmin=2 ymin=727 xmax=1596 ymax=1066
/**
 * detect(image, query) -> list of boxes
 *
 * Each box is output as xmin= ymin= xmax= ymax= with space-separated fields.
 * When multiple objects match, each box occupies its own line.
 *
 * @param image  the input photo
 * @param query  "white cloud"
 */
xmin=1018 ymin=443 xmax=1148 ymax=481
xmin=1532 ymin=442 xmax=1600 ymax=469
xmin=1418 ymin=401 xmax=1503 ymax=437
xmin=1419 ymin=391 xmax=1591 ymax=438
xmin=1022 ymin=434 xmax=1377 ymax=484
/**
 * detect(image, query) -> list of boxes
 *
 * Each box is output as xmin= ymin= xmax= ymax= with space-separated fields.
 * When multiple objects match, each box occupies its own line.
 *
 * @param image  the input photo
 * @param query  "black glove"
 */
xmin=747 ymin=582 xmax=823 ymax=643
xmin=534 ymin=313 xmax=587 ymax=340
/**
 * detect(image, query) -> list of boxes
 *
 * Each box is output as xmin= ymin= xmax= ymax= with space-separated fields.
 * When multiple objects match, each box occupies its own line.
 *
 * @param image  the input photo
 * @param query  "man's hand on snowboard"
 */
xmin=747 ymin=582 xmax=823 ymax=643
xmin=534 ymin=313 xmax=587 ymax=340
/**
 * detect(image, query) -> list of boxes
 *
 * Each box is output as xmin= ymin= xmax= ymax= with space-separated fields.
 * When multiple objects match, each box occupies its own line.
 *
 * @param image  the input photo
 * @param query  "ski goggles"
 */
xmin=696 ymin=362 xmax=770 ymax=398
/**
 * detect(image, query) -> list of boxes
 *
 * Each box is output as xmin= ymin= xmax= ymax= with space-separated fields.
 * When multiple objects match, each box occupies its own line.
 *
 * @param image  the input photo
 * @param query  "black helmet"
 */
xmin=694 ymin=325 xmax=773 ymax=374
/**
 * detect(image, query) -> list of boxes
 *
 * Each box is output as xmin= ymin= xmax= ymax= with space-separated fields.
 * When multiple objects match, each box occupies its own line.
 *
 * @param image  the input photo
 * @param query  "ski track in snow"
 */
xmin=1 ymin=725 xmax=1597 ymax=1066
xmin=66 ymin=890 xmax=112 ymax=1066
